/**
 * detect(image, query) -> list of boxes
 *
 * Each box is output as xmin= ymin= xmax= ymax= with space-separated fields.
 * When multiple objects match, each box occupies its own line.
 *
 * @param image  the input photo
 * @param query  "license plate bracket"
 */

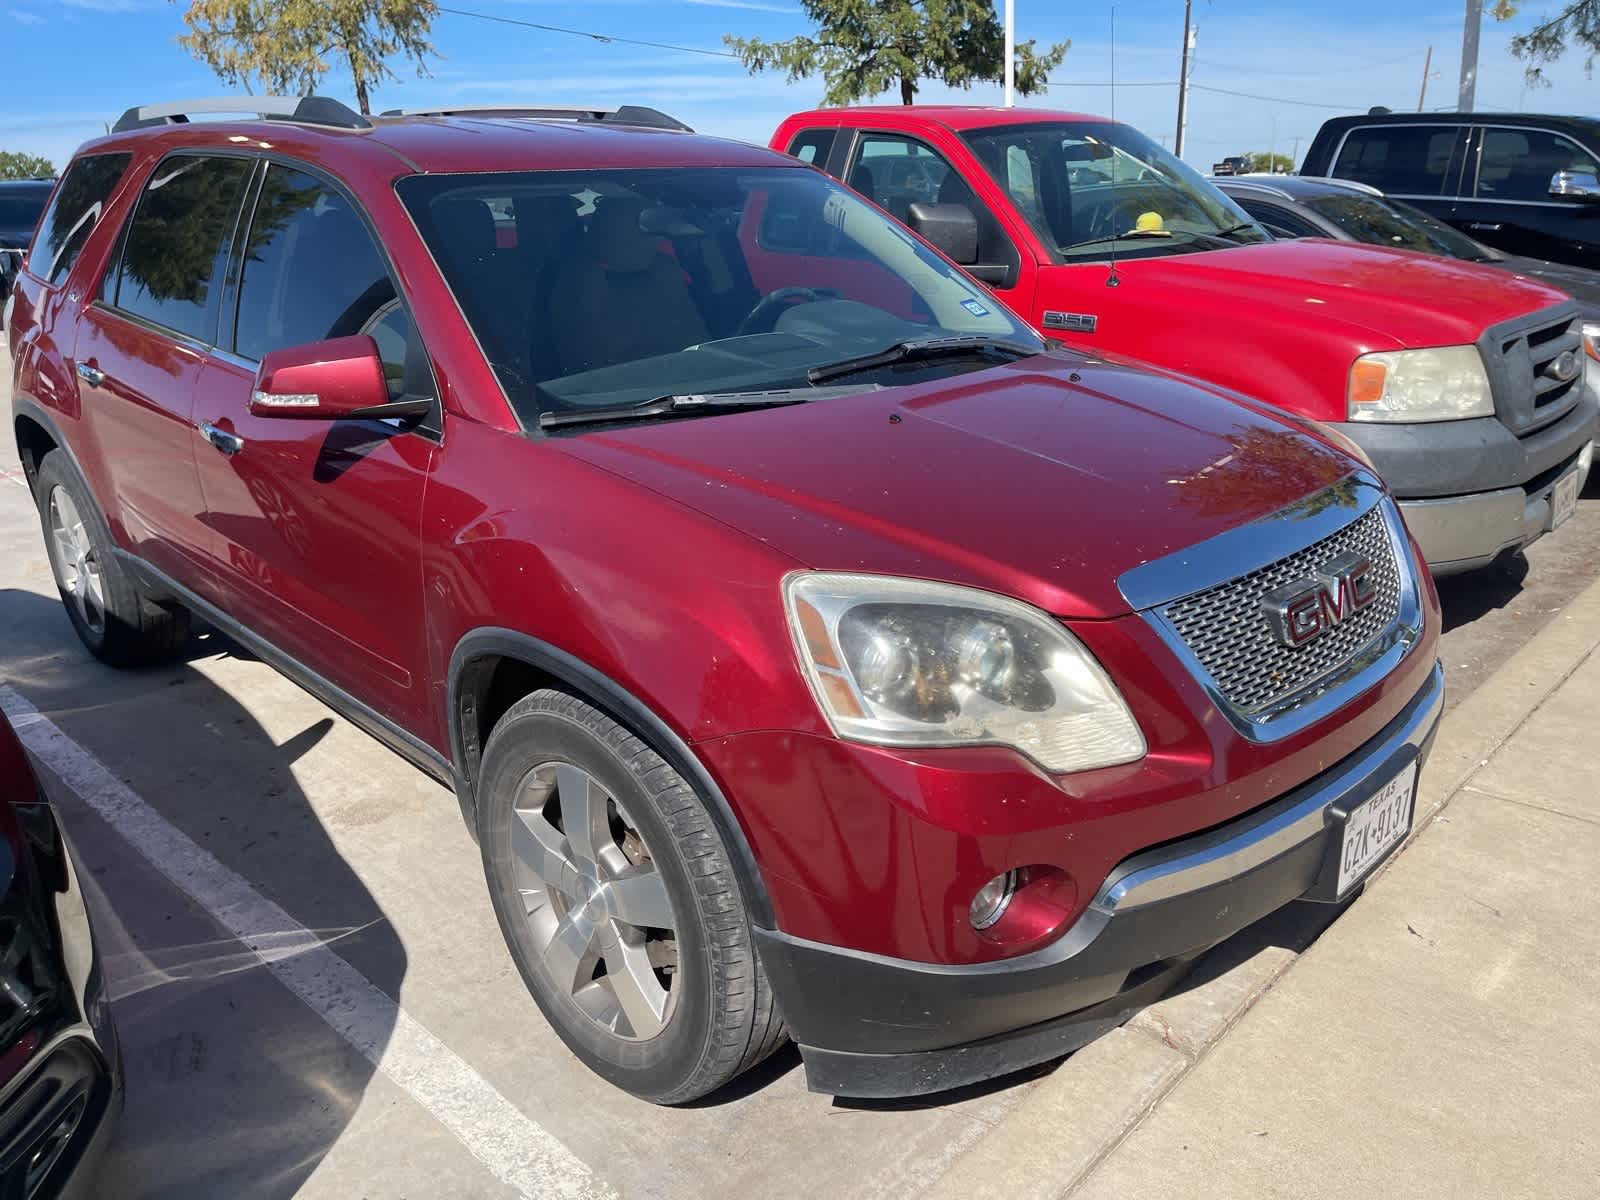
xmin=1305 ymin=752 xmax=1419 ymax=902
xmin=1551 ymin=469 xmax=1580 ymax=531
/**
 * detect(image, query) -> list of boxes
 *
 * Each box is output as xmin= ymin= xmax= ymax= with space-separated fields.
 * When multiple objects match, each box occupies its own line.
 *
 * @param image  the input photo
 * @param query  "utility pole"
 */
xmin=1418 ymin=45 xmax=1433 ymax=111
xmin=1175 ymin=0 xmax=1194 ymax=158
xmin=1004 ymin=0 xmax=1015 ymax=107
xmin=1291 ymin=134 xmax=1301 ymax=172
xmin=1459 ymin=0 xmax=1481 ymax=112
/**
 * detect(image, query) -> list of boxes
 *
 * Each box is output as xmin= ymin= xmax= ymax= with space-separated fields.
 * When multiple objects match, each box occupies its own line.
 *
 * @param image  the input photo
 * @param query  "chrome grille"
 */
xmin=1161 ymin=506 xmax=1403 ymax=715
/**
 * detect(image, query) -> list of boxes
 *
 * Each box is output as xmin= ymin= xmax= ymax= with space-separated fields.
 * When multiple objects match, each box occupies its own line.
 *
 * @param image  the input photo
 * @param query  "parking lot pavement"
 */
xmin=1070 ymin=588 xmax=1600 ymax=1200
xmin=2 ymin=342 xmax=1598 ymax=1197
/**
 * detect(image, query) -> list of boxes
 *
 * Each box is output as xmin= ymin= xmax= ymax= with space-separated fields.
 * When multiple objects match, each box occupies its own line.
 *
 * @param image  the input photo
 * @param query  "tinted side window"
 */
xmin=853 ymin=134 xmax=954 ymax=222
xmin=1476 ymin=128 xmax=1600 ymax=201
xmin=1332 ymin=126 xmax=1457 ymax=195
xmin=113 ymin=155 xmax=252 ymax=342
xmin=785 ymin=128 xmax=837 ymax=167
xmin=29 ymin=154 xmax=130 ymax=287
xmin=232 ymin=165 xmax=421 ymax=400
xmin=1237 ymin=200 xmax=1322 ymax=240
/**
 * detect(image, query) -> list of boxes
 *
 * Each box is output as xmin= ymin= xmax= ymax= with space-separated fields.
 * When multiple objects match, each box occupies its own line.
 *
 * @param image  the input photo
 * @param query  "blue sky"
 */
xmin=1 ymin=0 xmax=1595 ymax=173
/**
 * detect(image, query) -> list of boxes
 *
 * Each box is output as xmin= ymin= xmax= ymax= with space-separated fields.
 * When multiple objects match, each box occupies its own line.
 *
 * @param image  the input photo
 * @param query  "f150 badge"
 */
xmin=1042 ymin=310 xmax=1097 ymax=333
xmin=1261 ymin=550 xmax=1376 ymax=648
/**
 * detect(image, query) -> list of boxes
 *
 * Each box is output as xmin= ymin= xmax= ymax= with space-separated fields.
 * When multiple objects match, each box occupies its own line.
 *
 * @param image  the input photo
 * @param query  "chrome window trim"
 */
xmin=1118 ymin=472 xmax=1426 ymax=745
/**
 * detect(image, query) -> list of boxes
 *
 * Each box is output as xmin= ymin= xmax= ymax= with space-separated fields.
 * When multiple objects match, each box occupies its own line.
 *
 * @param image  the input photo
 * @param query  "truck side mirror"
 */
xmin=907 ymin=202 xmax=979 ymax=265
xmin=1549 ymin=169 xmax=1600 ymax=201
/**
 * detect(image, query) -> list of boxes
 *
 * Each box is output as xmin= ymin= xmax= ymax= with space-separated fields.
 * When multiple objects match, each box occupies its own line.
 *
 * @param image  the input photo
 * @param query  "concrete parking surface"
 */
xmin=2 ymin=343 xmax=1598 ymax=1197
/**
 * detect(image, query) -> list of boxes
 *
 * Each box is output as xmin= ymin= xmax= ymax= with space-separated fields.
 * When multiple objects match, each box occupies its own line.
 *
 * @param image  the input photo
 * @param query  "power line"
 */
xmin=1188 ymin=83 xmax=1369 ymax=111
xmin=437 ymin=5 xmax=740 ymax=59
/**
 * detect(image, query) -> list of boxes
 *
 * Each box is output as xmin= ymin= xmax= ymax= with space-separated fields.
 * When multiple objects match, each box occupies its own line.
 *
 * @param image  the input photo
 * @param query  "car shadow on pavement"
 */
xmin=1436 ymin=555 xmax=1531 ymax=633
xmin=0 ymin=587 xmax=406 ymax=1199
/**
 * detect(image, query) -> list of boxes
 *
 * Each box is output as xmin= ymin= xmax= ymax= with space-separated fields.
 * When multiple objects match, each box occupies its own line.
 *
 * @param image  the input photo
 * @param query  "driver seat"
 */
xmin=544 ymin=196 xmax=708 ymax=376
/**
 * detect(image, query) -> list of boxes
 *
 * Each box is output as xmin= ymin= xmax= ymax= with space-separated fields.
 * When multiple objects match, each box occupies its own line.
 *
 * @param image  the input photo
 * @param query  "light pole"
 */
xmin=1459 ymin=0 xmax=1481 ymax=112
xmin=1175 ymin=0 xmax=1195 ymax=157
xmin=1004 ymin=0 xmax=1016 ymax=107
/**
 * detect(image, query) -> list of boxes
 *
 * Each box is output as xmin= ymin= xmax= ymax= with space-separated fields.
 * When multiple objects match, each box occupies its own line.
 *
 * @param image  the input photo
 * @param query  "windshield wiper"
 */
xmin=539 ymin=386 xmax=865 ymax=430
xmin=806 ymin=337 xmax=1037 ymax=385
xmin=1212 ymin=222 xmax=1260 ymax=241
xmin=1061 ymin=229 xmax=1175 ymax=251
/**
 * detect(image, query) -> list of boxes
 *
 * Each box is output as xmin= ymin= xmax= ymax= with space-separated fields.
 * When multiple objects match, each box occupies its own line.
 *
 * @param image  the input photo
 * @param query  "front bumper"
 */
xmin=1334 ymin=391 xmax=1598 ymax=573
xmin=759 ymin=662 xmax=1443 ymax=1098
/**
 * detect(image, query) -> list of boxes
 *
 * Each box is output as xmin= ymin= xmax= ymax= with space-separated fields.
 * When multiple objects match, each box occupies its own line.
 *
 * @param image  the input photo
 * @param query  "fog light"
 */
xmin=969 ymin=870 xmax=1017 ymax=930
xmin=1581 ymin=440 xmax=1594 ymax=474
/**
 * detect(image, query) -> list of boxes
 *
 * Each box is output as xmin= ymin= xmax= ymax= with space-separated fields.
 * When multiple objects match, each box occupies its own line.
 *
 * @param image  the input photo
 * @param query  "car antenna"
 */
xmin=1106 ymin=5 xmax=1121 ymax=288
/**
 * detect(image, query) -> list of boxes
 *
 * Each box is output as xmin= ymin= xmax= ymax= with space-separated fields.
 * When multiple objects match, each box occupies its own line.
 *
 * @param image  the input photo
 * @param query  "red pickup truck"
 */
xmin=772 ymin=107 xmax=1598 ymax=575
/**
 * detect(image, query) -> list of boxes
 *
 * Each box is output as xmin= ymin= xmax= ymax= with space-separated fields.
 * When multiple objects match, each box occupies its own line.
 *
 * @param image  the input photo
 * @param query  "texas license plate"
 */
xmin=1550 ymin=470 xmax=1580 ymax=531
xmin=1336 ymin=761 xmax=1417 ymax=897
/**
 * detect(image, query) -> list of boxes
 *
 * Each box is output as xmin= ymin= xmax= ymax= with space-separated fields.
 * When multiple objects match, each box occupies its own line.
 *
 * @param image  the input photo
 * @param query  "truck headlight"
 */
xmin=785 ymin=573 xmax=1146 ymax=773
xmin=1347 ymin=345 xmax=1492 ymax=422
xmin=1582 ymin=321 xmax=1600 ymax=391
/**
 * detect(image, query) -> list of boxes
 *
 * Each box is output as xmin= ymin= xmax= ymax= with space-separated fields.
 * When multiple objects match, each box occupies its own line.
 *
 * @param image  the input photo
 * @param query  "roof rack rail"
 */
xmin=111 ymin=96 xmax=371 ymax=135
xmin=379 ymin=104 xmax=693 ymax=133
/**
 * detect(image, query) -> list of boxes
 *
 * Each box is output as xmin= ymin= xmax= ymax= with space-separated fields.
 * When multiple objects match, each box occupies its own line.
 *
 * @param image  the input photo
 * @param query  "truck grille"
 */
xmin=1161 ymin=506 xmax=1404 ymax=715
xmin=1485 ymin=307 xmax=1584 ymax=435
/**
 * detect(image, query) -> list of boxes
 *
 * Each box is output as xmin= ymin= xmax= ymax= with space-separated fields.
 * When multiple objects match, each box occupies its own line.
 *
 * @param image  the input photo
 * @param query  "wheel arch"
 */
xmin=448 ymin=627 xmax=776 ymax=928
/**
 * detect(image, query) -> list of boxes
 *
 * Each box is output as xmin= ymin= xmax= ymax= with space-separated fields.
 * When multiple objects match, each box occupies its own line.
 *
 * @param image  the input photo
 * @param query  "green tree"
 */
xmin=1492 ymin=1 xmax=1600 ymax=85
xmin=178 ymin=0 xmax=437 ymax=115
xmin=724 ymin=0 xmax=1068 ymax=106
xmin=1248 ymin=151 xmax=1294 ymax=174
xmin=0 ymin=150 xmax=55 ymax=180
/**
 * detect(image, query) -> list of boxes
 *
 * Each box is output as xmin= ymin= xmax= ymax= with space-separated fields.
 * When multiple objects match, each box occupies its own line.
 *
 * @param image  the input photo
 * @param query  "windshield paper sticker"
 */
xmin=961 ymin=298 xmax=991 ymax=317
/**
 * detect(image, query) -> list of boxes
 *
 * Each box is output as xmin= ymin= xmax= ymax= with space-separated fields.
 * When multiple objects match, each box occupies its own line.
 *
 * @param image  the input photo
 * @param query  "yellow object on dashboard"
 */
xmin=1136 ymin=211 xmax=1164 ymax=232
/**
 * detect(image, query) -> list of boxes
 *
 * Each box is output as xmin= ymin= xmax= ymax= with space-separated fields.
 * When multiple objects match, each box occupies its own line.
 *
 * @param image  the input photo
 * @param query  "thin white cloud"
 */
xmin=7 ymin=7 xmax=44 ymax=23
xmin=685 ymin=0 xmax=799 ymax=13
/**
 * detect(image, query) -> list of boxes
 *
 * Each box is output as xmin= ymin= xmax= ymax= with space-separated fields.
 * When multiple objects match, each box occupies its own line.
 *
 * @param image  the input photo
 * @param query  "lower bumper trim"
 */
xmin=761 ymin=662 xmax=1443 ymax=1098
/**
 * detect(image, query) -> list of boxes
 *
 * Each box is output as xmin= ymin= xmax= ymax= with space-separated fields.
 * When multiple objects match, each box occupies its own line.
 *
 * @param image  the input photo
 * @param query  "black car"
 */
xmin=0 ymin=179 xmax=53 ymax=318
xmin=1301 ymin=111 xmax=1600 ymax=270
xmin=0 ymin=709 xmax=120 ymax=1197
xmin=1213 ymin=174 xmax=1600 ymax=367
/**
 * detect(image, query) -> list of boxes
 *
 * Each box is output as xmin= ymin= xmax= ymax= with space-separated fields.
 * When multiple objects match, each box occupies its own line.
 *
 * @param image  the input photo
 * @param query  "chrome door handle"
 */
xmin=198 ymin=420 xmax=245 ymax=456
xmin=74 ymin=362 xmax=105 ymax=387
xmin=1466 ymin=222 xmax=1502 ymax=232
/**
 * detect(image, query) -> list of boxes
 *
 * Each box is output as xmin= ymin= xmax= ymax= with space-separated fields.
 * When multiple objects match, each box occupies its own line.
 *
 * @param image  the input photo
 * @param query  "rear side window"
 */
xmin=1476 ymin=128 xmax=1600 ymax=201
xmin=29 ymin=154 xmax=130 ymax=287
xmin=1237 ymin=200 xmax=1322 ymax=240
xmin=111 ymin=155 xmax=252 ymax=342
xmin=785 ymin=128 xmax=837 ymax=167
xmin=1332 ymin=126 xmax=1457 ymax=194
xmin=232 ymin=164 xmax=423 ymax=401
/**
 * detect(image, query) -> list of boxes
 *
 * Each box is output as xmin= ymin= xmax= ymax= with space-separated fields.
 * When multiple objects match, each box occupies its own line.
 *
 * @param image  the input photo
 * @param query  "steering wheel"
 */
xmin=735 ymin=287 xmax=837 ymax=336
xmin=1085 ymin=199 xmax=1149 ymax=243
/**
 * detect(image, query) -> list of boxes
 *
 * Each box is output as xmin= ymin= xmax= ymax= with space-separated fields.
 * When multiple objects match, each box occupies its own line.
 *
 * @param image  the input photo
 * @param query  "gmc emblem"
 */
xmin=1261 ymin=550 xmax=1377 ymax=648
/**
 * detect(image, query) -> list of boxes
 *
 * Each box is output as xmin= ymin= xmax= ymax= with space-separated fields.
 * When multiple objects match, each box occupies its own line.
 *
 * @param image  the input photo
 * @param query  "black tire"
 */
xmin=477 ymin=689 xmax=786 ymax=1103
xmin=34 ymin=450 xmax=190 ymax=667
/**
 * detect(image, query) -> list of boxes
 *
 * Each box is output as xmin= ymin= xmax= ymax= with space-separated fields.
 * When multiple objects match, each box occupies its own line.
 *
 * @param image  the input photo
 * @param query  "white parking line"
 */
xmin=0 ymin=684 xmax=612 ymax=1200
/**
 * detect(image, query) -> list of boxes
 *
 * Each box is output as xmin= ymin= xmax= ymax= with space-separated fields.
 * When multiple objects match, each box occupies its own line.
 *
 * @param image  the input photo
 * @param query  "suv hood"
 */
xmin=1113 ymin=239 xmax=1571 ymax=348
xmin=555 ymin=355 xmax=1358 ymax=619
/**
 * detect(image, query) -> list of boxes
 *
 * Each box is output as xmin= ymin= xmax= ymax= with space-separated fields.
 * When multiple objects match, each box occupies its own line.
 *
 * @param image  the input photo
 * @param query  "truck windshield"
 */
xmin=1302 ymin=192 xmax=1495 ymax=262
xmin=396 ymin=166 xmax=1041 ymax=425
xmin=962 ymin=122 xmax=1269 ymax=264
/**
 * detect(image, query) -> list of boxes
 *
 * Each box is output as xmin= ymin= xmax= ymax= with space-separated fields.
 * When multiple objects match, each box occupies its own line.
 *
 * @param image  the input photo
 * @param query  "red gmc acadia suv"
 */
xmin=6 ymin=96 xmax=1442 ymax=1103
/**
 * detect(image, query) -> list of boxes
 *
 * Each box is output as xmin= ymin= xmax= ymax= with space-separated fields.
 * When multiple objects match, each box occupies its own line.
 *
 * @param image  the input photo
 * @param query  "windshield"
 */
xmin=396 ymin=167 xmax=1041 ymax=424
xmin=1302 ymin=192 xmax=1494 ymax=262
xmin=961 ymin=121 xmax=1269 ymax=264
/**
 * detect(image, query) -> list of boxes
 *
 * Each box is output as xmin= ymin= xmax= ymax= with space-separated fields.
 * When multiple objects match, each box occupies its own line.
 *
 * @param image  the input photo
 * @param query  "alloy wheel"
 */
xmin=48 ymin=485 xmax=105 ymax=636
xmin=511 ymin=762 xmax=680 ymax=1040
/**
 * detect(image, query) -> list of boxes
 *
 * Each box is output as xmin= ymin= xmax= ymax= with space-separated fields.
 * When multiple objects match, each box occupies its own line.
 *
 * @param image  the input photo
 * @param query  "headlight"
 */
xmin=1347 ymin=345 xmax=1492 ymax=422
xmin=1582 ymin=322 xmax=1600 ymax=392
xmin=784 ymin=573 xmax=1146 ymax=773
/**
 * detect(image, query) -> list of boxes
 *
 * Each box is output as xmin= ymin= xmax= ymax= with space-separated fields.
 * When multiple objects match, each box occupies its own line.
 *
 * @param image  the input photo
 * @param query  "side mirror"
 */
xmin=250 ymin=335 xmax=428 ymax=421
xmin=907 ymin=202 xmax=980 ymax=265
xmin=1549 ymin=169 xmax=1600 ymax=201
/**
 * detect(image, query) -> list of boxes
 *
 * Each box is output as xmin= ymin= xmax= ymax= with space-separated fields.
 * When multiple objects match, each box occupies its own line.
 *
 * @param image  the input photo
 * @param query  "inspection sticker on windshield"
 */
xmin=1336 ymin=760 xmax=1416 ymax=896
xmin=961 ymin=298 xmax=991 ymax=317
